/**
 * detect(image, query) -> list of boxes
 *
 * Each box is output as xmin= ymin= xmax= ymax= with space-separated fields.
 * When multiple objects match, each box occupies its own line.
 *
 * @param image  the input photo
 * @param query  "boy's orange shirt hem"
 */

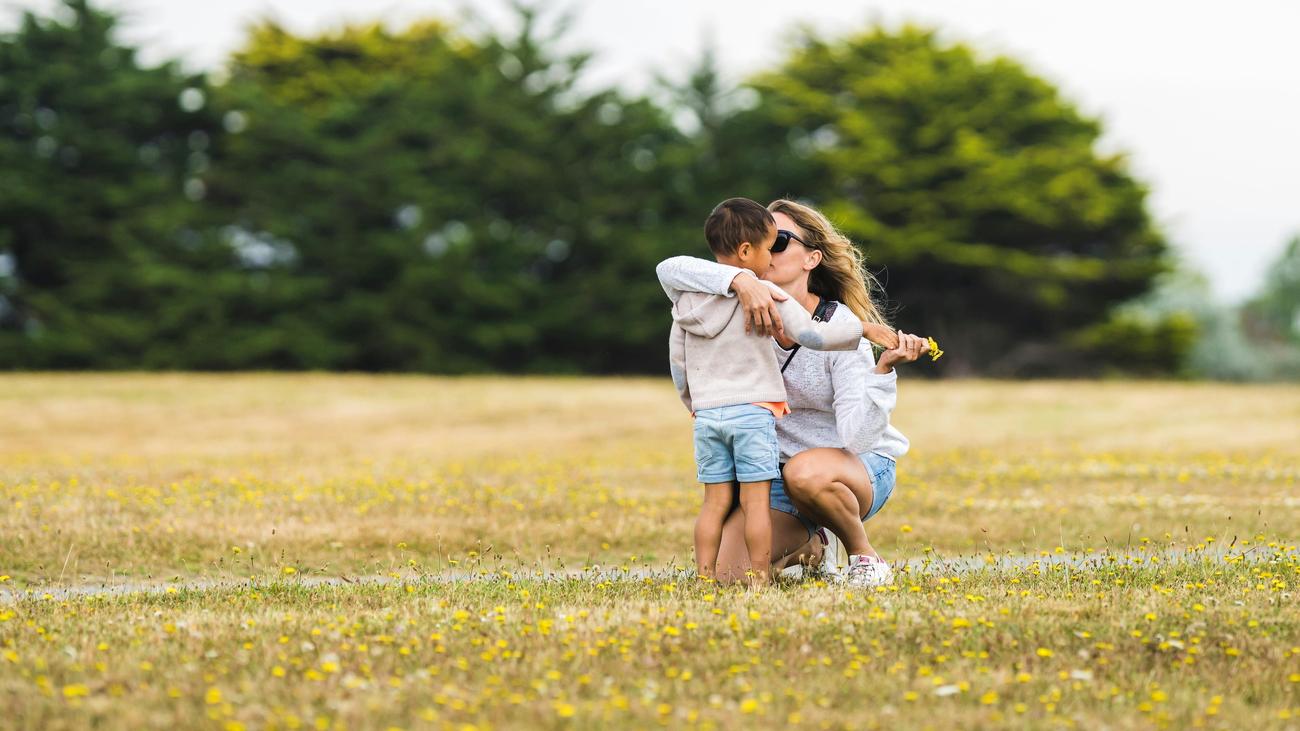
xmin=751 ymin=401 xmax=790 ymax=418
xmin=689 ymin=402 xmax=789 ymax=418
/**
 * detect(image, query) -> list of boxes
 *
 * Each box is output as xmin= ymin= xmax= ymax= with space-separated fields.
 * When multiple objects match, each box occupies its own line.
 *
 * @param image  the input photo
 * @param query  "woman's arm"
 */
xmin=830 ymin=344 xmax=898 ymax=455
xmin=874 ymin=332 xmax=930 ymax=373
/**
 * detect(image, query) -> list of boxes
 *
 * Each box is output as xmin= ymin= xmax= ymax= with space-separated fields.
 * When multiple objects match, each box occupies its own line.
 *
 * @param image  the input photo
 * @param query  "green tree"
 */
xmin=1244 ymin=235 xmax=1300 ymax=343
xmin=209 ymin=7 xmax=697 ymax=372
xmin=712 ymin=27 xmax=1171 ymax=375
xmin=1118 ymin=260 xmax=1300 ymax=382
xmin=0 ymin=0 xmax=222 ymax=367
xmin=1235 ymin=235 xmax=1300 ymax=380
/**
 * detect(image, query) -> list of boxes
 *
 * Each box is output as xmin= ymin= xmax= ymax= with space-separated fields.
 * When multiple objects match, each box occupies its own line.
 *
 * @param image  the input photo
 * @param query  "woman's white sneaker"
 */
xmin=845 ymin=554 xmax=893 ymax=587
xmin=816 ymin=528 xmax=847 ymax=581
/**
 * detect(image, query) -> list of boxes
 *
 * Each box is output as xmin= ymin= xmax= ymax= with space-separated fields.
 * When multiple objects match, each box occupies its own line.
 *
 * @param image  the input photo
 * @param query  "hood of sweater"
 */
xmin=670 ymin=291 xmax=740 ymax=338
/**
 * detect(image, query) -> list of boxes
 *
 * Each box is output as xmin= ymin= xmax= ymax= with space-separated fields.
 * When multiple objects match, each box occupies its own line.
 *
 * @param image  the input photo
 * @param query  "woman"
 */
xmin=656 ymin=199 xmax=928 ymax=586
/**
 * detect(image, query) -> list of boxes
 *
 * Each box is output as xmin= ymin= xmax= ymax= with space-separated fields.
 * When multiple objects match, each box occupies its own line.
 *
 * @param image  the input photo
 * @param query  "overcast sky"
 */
xmin=10 ymin=0 xmax=1299 ymax=302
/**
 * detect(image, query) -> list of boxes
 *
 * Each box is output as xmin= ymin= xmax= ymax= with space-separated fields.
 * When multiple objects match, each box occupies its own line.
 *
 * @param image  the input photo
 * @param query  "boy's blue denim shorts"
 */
xmin=693 ymin=404 xmax=780 ymax=484
xmin=769 ymin=451 xmax=897 ymax=537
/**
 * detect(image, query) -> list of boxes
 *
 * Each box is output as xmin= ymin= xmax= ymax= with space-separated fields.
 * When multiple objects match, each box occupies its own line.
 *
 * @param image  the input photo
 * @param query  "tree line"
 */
xmin=2 ymin=0 xmax=1294 ymax=376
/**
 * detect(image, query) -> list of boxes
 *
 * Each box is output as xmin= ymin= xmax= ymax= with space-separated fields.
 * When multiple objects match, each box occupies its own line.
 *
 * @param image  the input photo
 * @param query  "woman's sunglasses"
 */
xmin=771 ymin=229 xmax=807 ymax=254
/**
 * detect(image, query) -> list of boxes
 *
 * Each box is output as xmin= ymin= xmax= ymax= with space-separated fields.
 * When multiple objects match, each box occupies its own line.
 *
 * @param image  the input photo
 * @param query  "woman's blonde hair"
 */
xmin=767 ymin=199 xmax=889 ymax=328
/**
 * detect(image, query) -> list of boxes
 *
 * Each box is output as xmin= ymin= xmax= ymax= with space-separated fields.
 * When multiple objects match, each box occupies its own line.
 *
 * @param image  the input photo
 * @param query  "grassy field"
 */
xmin=2 ymin=374 xmax=1299 ymax=729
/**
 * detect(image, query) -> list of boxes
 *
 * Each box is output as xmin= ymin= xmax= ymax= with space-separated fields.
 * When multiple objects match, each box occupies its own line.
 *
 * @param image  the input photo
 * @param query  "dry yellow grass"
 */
xmin=1 ymin=375 xmax=1297 ymax=583
xmin=3 ymin=375 xmax=1300 ymax=729
xmin=6 ymin=558 xmax=1300 ymax=731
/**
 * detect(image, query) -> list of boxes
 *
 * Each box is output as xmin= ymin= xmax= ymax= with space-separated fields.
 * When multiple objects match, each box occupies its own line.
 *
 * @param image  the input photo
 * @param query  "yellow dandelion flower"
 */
xmin=926 ymin=337 xmax=944 ymax=361
xmin=1036 ymin=648 xmax=1053 ymax=658
xmin=205 ymin=687 xmax=222 ymax=705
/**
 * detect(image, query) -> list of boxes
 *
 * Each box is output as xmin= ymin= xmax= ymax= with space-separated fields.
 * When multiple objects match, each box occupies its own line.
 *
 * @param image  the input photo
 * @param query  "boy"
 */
xmin=666 ymin=197 xmax=899 ymax=585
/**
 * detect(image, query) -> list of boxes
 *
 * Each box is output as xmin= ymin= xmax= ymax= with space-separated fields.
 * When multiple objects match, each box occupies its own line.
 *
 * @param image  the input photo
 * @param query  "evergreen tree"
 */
xmin=1245 ymin=235 xmax=1300 ymax=344
xmin=713 ymin=27 xmax=1171 ymax=374
xmin=0 ymin=0 xmax=222 ymax=366
xmin=208 ymin=8 xmax=697 ymax=371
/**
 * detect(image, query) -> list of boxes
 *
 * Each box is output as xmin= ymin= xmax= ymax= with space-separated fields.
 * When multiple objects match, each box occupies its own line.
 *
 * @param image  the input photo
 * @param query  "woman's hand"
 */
xmin=730 ymin=272 xmax=787 ymax=337
xmin=875 ymin=331 xmax=929 ymax=373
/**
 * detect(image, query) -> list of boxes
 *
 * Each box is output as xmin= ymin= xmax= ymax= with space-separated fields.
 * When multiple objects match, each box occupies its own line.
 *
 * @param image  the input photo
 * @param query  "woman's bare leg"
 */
xmin=771 ymin=535 xmax=823 ymax=573
xmin=715 ymin=508 xmax=810 ymax=585
xmin=782 ymin=448 xmax=882 ymax=559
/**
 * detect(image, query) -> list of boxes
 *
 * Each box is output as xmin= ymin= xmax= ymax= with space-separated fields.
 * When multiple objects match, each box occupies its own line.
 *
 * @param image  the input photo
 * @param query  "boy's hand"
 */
xmin=729 ymin=272 xmax=786 ymax=337
xmin=862 ymin=322 xmax=900 ymax=350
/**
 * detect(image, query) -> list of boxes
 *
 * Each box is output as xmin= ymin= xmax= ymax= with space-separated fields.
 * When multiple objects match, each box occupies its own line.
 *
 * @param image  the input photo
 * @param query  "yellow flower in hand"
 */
xmin=926 ymin=337 xmax=944 ymax=362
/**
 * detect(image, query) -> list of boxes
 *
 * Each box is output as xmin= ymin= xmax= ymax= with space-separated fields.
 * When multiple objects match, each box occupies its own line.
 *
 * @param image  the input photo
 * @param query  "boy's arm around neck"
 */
xmin=656 ymin=256 xmax=745 ymax=303
xmin=767 ymin=282 xmax=860 ymax=351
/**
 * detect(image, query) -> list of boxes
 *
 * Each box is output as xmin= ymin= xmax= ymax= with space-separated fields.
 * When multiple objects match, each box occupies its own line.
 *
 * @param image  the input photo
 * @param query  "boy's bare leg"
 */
xmin=694 ymin=482 xmax=735 ymax=579
xmin=737 ymin=481 xmax=773 ymax=586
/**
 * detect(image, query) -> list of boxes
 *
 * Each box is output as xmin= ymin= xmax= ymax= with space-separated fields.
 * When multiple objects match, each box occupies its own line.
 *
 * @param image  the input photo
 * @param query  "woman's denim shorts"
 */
xmin=769 ymin=451 xmax=896 ymax=536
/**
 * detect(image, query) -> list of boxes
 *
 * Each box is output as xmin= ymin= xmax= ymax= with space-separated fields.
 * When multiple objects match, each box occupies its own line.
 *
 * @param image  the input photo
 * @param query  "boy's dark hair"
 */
xmin=704 ymin=197 xmax=775 ymax=256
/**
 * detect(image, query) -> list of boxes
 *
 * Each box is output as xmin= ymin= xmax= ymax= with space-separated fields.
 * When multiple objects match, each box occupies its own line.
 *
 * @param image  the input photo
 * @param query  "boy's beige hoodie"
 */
xmin=668 ymin=278 xmax=863 ymax=412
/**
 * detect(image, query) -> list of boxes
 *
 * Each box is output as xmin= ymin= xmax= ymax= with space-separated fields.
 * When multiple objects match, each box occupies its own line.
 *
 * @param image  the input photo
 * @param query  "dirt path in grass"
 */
xmin=1 ymin=546 xmax=1274 ymax=603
